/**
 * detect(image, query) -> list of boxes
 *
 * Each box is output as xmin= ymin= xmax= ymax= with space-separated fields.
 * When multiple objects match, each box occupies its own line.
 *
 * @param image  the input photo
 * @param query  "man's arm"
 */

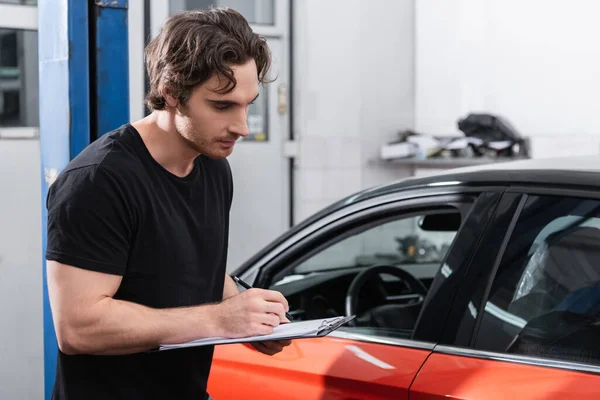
xmin=220 ymin=273 xmax=293 ymax=356
xmin=48 ymin=261 xmax=289 ymax=356
xmin=223 ymin=273 xmax=240 ymax=300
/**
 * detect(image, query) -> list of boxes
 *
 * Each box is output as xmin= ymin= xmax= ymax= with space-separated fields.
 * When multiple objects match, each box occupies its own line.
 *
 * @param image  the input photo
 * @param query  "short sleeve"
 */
xmin=46 ymin=166 xmax=134 ymax=275
xmin=224 ymin=159 xmax=233 ymax=211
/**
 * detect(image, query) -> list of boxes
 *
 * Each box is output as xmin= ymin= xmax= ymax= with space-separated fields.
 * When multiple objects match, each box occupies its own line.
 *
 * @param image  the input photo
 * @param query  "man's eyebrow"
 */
xmin=207 ymin=93 xmax=259 ymax=106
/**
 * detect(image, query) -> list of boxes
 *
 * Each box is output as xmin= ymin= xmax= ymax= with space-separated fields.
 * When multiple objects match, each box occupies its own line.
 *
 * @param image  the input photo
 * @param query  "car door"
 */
xmin=207 ymin=189 xmax=502 ymax=400
xmin=410 ymin=191 xmax=600 ymax=399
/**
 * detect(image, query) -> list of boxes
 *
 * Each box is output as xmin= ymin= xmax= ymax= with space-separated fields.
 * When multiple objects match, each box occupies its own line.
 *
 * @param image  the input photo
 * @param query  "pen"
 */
xmin=232 ymin=275 xmax=294 ymax=321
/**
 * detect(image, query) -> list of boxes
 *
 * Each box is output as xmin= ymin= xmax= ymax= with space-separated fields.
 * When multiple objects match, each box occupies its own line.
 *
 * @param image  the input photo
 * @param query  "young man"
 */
xmin=46 ymin=8 xmax=290 ymax=399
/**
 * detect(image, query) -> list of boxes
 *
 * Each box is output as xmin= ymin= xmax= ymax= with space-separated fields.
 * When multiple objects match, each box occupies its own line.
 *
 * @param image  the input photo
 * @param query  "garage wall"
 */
xmin=415 ymin=0 xmax=600 ymax=158
xmin=292 ymin=0 xmax=416 ymax=223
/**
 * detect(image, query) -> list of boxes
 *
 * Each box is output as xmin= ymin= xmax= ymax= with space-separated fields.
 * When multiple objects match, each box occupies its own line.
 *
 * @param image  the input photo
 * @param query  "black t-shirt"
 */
xmin=46 ymin=124 xmax=232 ymax=399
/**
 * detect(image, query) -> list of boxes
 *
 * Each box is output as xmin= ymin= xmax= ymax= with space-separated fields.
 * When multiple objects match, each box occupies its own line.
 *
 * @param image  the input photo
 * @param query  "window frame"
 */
xmin=0 ymin=3 xmax=38 ymax=138
xmin=469 ymin=194 xmax=529 ymax=348
xmin=441 ymin=186 xmax=600 ymax=375
xmin=242 ymin=188 xmax=494 ymax=349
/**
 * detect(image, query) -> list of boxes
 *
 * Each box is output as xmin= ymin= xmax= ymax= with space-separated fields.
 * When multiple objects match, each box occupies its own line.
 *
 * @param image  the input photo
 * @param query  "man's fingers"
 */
xmin=253 ymin=289 xmax=289 ymax=311
xmin=252 ymin=342 xmax=279 ymax=355
xmin=262 ymin=341 xmax=283 ymax=351
xmin=263 ymin=301 xmax=286 ymax=319
xmin=244 ymin=288 xmax=291 ymax=326
xmin=251 ymin=340 xmax=292 ymax=355
xmin=259 ymin=312 xmax=281 ymax=328
xmin=259 ymin=341 xmax=284 ymax=352
xmin=261 ymin=340 xmax=291 ymax=350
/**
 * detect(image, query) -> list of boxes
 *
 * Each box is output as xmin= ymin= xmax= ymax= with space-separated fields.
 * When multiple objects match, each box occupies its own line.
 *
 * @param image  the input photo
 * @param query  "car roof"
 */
xmin=350 ymin=155 xmax=600 ymax=204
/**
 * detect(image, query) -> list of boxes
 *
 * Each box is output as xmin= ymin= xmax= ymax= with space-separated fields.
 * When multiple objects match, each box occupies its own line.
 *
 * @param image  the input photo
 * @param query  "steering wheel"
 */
xmin=345 ymin=264 xmax=428 ymax=329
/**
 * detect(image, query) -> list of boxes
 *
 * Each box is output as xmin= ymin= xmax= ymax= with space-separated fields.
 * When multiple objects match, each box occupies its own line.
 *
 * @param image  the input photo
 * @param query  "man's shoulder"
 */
xmin=60 ymin=124 xmax=145 ymax=179
xmin=50 ymin=125 xmax=148 ymax=199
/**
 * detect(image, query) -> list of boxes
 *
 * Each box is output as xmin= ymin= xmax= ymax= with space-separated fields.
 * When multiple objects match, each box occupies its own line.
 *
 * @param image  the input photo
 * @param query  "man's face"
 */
xmin=173 ymin=59 xmax=259 ymax=159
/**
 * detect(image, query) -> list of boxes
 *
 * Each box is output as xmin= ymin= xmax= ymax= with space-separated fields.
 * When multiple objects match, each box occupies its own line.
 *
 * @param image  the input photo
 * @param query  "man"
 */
xmin=46 ymin=8 xmax=290 ymax=400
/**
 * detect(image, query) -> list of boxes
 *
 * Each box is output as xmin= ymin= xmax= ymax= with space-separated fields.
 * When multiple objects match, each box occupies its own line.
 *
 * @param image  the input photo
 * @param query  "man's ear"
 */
xmin=161 ymin=86 xmax=179 ymax=109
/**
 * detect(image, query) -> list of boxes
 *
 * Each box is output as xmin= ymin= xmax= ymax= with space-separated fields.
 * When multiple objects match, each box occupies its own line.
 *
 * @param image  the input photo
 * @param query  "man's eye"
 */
xmin=214 ymin=104 xmax=230 ymax=111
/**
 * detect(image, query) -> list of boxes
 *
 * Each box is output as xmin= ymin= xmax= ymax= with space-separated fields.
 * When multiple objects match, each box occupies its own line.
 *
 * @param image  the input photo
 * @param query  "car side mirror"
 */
xmin=419 ymin=213 xmax=461 ymax=231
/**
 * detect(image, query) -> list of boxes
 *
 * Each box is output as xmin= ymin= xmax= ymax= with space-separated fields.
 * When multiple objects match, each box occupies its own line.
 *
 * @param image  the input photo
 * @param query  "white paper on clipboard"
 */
xmin=158 ymin=315 xmax=355 ymax=351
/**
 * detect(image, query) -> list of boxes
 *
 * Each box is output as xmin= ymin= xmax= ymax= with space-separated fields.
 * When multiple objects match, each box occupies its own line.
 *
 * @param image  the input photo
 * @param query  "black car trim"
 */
xmin=470 ymin=194 xmax=529 ymax=347
xmin=353 ymin=166 xmax=600 ymax=206
xmin=434 ymin=345 xmax=600 ymax=376
xmin=507 ymin=185 xmax=600 ymax=199
xmin=419 ymin=191 xmax=505 ymax=345
xmin=328 ymin=330 xmax=435 ymax=350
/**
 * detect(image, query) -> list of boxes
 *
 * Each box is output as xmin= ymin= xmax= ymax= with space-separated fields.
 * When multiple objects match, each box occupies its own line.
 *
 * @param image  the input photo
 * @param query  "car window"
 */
xmin=269 ymin=210 xmax=461 ymax=340
xmin=473 ymin=195 xmax=600 ymax=366
xmin=292 ymin=215 xmax=456 ymax=275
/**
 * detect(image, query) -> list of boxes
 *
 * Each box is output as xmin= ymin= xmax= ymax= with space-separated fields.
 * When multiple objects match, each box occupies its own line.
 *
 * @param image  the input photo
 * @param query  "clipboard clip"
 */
xmin=316 ymin=315 xmax=356 ymax=336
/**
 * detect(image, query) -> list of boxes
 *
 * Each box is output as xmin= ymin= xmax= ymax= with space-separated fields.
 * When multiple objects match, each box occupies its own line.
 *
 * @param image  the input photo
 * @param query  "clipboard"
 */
xmin=158 ymin=315 xmax=356 ymax=351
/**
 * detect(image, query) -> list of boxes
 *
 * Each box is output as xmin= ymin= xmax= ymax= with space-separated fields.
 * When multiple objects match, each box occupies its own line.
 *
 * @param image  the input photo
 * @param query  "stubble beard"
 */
xmin=176 ymin=121 xmax=233 ymax=159
xmin=175 ymin=116 xmax=208 ymax=155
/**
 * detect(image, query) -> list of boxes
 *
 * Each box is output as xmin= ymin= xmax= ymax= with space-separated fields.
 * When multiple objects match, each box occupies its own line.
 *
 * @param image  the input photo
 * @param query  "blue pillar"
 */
xmin=39 ymin=1 xmax=129 ymax=398
xmin=94 ymin=1 xmax=130 ymax=138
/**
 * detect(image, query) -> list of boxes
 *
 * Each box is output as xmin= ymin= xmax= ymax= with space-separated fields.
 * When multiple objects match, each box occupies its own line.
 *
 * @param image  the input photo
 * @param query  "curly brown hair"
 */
xmin=144 ymin=8 xmax=272 ymax=111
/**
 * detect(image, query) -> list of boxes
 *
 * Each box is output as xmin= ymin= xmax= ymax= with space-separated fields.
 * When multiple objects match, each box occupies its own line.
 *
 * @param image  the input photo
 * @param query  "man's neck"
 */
xmin=132 ymin=112 xmax=199 ymax=178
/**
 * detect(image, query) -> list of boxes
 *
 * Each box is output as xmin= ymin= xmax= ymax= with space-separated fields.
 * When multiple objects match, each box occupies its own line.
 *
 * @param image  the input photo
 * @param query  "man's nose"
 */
xmin=229 ymin=114 xmax=249 ymax=137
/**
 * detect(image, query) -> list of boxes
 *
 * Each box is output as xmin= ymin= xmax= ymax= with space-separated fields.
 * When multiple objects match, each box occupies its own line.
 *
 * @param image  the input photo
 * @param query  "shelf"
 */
xmin=386 ymin=157 xmax=528 ymax=169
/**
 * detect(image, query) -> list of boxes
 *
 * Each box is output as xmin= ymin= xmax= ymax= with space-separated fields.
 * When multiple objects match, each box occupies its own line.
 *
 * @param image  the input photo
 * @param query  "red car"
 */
xmin=208 ymin=156 xmax=600 ymax=399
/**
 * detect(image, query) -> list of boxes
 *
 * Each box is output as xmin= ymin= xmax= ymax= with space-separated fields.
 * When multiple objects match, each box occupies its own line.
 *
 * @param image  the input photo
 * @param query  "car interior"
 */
xmin=266 ymin=211 xmax=462 ymax=340
xmin=505 ymin=225 xmax=600 ymax=364
xmin=475 ymin=209 xmax=600 ymax=365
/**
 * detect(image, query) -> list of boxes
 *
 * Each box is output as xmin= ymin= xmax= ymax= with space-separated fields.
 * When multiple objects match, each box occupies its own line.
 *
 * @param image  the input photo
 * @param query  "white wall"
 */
xmin=416 ymin=0 xmax=600 ymax=158
xmin=293 ymin=0 xmax=416 ymax=223
xmin=0 ymin=140 xmax=43 ymax=400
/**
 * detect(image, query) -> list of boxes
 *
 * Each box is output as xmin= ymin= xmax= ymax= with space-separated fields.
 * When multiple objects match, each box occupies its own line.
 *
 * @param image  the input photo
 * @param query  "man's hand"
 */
xmin=250 ymin=313 xmax=292 ymax=356
xmin=213 ymin=288 xmax=290 ymax=338
xmin=251 ymin=340 xmax=292 ymax=356
xmin=219 ymin=275 xmax=293 ymax=355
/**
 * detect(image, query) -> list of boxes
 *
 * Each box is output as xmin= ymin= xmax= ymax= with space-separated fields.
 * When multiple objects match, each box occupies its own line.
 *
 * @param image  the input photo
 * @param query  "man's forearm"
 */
xmin=61 ymin=297 xmax=220 ymax=356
